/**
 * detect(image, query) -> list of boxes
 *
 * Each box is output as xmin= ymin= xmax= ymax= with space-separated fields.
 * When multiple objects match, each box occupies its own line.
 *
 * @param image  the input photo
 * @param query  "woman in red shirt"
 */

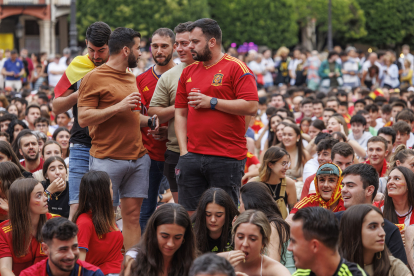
xmin=72 ymin=170 xmax=123 ymax=275
xmin=374 ymin=166 xmax=414 ymax=227
xmin=0 ymin=178 xmax=57 ymax=276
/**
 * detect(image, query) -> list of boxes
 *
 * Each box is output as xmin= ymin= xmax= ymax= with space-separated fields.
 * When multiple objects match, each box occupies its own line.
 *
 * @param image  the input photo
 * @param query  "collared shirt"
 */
xmin=20 ymin=258 xmax=104 ymax=276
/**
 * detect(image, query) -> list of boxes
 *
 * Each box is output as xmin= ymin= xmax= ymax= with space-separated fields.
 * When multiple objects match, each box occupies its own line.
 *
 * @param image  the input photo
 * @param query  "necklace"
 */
xmin=267 ymin=183 xmax=278 ymax=198
xmin=54 ymin=191 xmax=63 ymax=200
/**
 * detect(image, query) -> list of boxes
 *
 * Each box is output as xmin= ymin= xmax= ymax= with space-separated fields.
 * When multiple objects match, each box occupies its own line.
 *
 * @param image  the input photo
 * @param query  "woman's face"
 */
xmin=268 ymin=154 xmax=290 ymax=178
xmin=301 ymin=121 xmax=310 ymax=134
xmin=396 ymin=156 xmax=414 ymax=173
xmin=56 ymin=131 xmax=70 ymax=150
xmin=14 ymin=124 xmax=24 ymax=138
xmin=387 ymin=169 xmax=408 ymax=198
xmin=317 ymin=174 xmax=339 ymax=201
xmin=327 ymin=118 xmax=341 ymax=133
xmin=361 ymin=210 xmax=385 ymax=255
xmin=46 ymin=160 xmax=67 ymax=183
xmin=270 ymin=116 xmax=281 ymax=132
xmin=43 ymin=144 xmax=62 ymax=161
xmin=157 ymin=223 xmax=186 ymax=258
xmin=282 ymin=126 xmax=298 ymax=148
xmin=29 ymin=183 xmax=48 ymax=215
xmin=0 ymin=152 xmax=11 ymax=163
xmin=308 ymin=125 xmax=320 ymax=140
xmin=234 ymin=222 xmax=263 ymax=262
xmin=205 ymin=203 xmax=226 ymax=235
xmin=276 ymin=124 xmax=285 ymax=142
xmin=7 ymin=105 xmax=18 ymax=116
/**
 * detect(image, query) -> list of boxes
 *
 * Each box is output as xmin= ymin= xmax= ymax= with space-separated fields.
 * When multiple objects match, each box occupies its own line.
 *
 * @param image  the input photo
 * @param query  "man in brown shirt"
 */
xmin=78 ymin=27 xmax=159 ymax=250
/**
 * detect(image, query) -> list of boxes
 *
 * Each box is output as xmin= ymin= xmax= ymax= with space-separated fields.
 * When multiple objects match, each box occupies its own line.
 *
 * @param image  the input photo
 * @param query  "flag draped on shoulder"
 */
xmin=54 ymin=54 xmax=95 ymax=98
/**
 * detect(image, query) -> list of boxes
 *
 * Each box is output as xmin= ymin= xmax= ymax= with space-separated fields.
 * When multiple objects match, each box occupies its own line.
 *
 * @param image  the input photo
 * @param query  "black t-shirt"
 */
xmin=41 ymin=180 xmax=69 ymax=218
xmin=68 ymin=82 xmax=91 ymax=147
xmin=207 ymin=230 xmax=233 ymax=253
xmin=294 ymin=258 xmax=366 ymax=276
xmin=335 ymin=211 xmax=408 ymax=265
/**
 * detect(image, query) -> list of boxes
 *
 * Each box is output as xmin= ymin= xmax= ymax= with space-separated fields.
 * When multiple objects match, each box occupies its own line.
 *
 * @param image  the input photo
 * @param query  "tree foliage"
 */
xmin=208 ymin=0 xmax=298 ymax=49
xmin=294 ymin=0 xmax=367 ymax=51
xmin=356 ymin=0 xmax=414 ymax=48
xmin=76 ymin=0 xmax=209 ymax=40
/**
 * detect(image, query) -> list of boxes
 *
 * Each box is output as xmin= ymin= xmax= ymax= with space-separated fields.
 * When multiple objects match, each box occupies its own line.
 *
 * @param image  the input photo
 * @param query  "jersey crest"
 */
xmin=187 ymin=77 xmax=192 ymax=83
xmin=212 ymin=73 xmax=224 ymax=86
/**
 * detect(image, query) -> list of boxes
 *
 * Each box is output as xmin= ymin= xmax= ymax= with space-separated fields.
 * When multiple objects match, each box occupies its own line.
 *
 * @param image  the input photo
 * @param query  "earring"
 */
xmin=377 ymin=251 xmax=382 ymax=259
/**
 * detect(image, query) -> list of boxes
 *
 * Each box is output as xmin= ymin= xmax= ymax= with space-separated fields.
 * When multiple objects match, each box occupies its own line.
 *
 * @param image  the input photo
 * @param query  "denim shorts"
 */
xmin=176 ymin=152 xmax=246 ymax=211
xmin=68 ymin=144 xmax=90 ymax=204
xmin=89 ymin=154 xmax=151 ymax=206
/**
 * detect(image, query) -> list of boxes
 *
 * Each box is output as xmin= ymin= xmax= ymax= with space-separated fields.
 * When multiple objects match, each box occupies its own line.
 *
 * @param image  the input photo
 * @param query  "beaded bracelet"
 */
xmin=44 ymin=190 xmax=51 ymax=201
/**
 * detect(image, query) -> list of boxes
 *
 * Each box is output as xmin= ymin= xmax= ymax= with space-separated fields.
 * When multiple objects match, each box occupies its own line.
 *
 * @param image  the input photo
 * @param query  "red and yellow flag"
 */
xmin=54 ymin=54 xmax=95 ymax=98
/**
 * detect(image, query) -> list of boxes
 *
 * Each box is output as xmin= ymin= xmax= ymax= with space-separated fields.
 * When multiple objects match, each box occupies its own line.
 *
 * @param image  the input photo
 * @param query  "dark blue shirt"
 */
xmin=3 ymin=58 xmax=23 ymax=81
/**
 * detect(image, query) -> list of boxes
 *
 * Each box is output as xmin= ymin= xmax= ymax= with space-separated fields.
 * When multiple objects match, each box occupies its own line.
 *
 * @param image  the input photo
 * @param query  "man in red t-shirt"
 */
xmin=18 ymin=130 xmax=44 ymax=173
xmin=175 ymin=19 xmax=258 ymax=213
xmin=364 ymin=136 xmax=389 ymax=177
xmin=20 ymin=217 xmax=104 ymax=276
xmin=136 ymin=28 xmax=175 ymax=231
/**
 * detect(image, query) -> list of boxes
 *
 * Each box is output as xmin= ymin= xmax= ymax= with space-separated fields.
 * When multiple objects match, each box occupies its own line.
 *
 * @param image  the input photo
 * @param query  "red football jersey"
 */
xmin=0 ymin=213 xmax=59 ymax=276
xmin=76 ymin=212 xmax=123 ymax=275
xmin=175 ymin=54 xmax=258 ymax=160
xmin=136 ymin=66 xmax=168 ymax=161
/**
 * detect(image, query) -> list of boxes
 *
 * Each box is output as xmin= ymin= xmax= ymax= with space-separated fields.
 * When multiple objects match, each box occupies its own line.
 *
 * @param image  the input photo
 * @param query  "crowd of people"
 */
xmin=1 ymin=17 xmax=414 ymax=276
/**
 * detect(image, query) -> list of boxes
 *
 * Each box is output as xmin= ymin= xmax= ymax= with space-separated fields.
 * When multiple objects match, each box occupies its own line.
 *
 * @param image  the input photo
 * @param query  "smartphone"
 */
xmin=151 ymin=117 xmax=156 ymax=130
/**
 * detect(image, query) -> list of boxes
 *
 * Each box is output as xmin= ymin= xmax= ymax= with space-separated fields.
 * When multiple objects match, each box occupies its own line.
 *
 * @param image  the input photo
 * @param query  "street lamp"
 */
xmin=327 ymin=0 xmax=333 ymax=51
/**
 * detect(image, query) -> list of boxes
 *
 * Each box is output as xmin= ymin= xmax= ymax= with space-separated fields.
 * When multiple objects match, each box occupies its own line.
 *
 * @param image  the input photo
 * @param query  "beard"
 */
xmin=49 ymin=251 xmax=78 ymax=272
xmin=152 ymin=50 xmax=173 ymax=66
xmin=23 ymin=150 xmax=39 ymax=162
xmin=128 ymin=51 xmax=139 ymax=68
xmin=191 ymin=44 xmax=212 ymax=62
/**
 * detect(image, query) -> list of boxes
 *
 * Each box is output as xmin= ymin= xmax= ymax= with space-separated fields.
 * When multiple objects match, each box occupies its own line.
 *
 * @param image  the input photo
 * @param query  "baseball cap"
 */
xmin=316 ymin=163 xmax=340 ymax=177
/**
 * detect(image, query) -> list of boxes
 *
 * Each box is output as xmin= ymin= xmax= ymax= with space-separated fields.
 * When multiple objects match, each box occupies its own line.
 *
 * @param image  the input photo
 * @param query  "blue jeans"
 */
xmin=68 ymin=144 xmax=90 ymax=204
xmin=139 ymin=159 xmax=164 ymax=231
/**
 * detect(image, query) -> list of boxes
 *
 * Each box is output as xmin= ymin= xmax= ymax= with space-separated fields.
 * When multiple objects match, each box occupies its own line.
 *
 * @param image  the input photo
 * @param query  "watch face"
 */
xmin=211 ymin=98 xmax=218 ymax=105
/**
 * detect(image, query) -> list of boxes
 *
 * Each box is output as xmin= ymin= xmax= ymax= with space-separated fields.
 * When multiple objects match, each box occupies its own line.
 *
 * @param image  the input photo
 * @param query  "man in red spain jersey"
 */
xmin=149 ymin=22 xmax=195 ymax=204
xmin=136 ymin=28 xmax=175 ymax=231
xmin=20 ymin=217 xmax=104 ymax=276
xmin=175 ymin=18 xmax=258 ymax=214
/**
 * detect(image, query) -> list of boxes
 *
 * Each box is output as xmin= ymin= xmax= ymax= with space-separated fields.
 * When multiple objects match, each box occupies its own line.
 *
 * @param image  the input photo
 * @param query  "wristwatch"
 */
xmin=210 ymin=97 xmax=218 ymax=110
xmin=148 ymin=118 xmax=152 ymax=127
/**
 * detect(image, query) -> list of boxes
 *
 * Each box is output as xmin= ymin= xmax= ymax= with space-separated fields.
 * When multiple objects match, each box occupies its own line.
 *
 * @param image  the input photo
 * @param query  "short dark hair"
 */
xmin=393 ymin=121 xmax=411 ymax=135
xmin=350 ymin=114 xmax=366 ymax=126
xmin=108 ymin=27 xmax=141 ymax=55
xmin=16 ymin=129 xmax=37 ymax=149
xmin=25 ymin=104 xmax=41 ymax=116
xmin=396 ymin=109 xmax=414 ymax=123
xmin=365 ymin=104 xmax=379 ymax=113
xmin=312 ymin=99 xmax=324 ymax=107
xmin=189 ymin=253 xmax=236 ymax=276
xmin=378 ymin=127 xmax=396 ymax=144
xmin=292 ymin=207 xmax=339 ymax=250
xmin=0 ymin=114 xmax=17 ymax=124
xmin=342 ymin=164 xmax=378 ymax=201
xmin=85 ymin=21 xmax=111 ymax=47
xmin=327 ymin=97 xmax=339 ymax=104
xmin=381 ymin=104 xmax=392 ymax=114
xmin=339 ymin=101 xmax=348 ymax=108
xmin=391 ymin=101 xmax=407 ymax=110
xmin=0 ymin=132 xmax=10 ymax=142
xmin=152 ymin=28 xmax=175 ymax=44
xmin=354 ymin=99 xmax=366 ymax=107
xmin=316 ymin=138 xmax=339 ymax=153
xmin=34 ymin=117 xmax=50 ymax=126
xmin=328 ymin=51 xmax=339 ymax=59
xmin=14 ymin=97 xmax=27 ymax=107
xmin=42 ymin=217 xmax=78 ymax=245
xmin=315 ymin=133 xmax=331 ymax=145
xmin=331 ymin=142 xmax=354 ymax=160
xmin=356 ymin=109 xmax=368 ymax=116
xmin=367 ymin=136 xmax=388 ymax=151
xmin=301 ymin=98 xmax=313 ymax=106
xmin=187 ymin=18 xmax=222 ymax=43
xmin=323 ymin=108 xmax=336 ymax=114
xmin=311 ymin=119 xmax=326 ymax=131
xmin=174 ymin=22 xmax=193 ymax=34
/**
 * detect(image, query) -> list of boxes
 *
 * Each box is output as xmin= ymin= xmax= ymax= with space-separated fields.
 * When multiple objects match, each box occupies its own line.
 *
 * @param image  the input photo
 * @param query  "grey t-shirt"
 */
xmin=150 ymin=62 xmax=187 ymax=153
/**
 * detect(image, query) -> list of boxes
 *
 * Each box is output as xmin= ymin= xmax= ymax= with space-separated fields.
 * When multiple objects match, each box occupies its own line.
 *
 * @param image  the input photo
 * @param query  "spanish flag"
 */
xmin=54 ymin=54 xmax=95 ymax=98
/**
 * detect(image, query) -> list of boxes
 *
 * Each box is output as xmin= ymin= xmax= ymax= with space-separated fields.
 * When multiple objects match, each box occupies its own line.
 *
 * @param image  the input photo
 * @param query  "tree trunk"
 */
xmin=301 ymin=17 xmax=317 ymax=51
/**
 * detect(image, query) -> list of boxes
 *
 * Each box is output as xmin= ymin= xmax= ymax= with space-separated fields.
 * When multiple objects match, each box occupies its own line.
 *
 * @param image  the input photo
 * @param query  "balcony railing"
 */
xmin=1 ymin=0 xmax=46 ymax=4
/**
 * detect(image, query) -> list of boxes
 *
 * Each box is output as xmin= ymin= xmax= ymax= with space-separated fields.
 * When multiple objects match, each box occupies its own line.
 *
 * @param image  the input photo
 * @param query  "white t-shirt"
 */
xmin=348 ymin=131 xmax=373 ymax=150
xmin=374 ymin=118 xmax=385 ymax=131
xmin=288 ymin=59 xmax=301 ymax=85
xmin=47 ymin=62 xmax=66 ymax=87
xmin=261 ymin=58 xmax=275 ymax=83
xmin=303 ymin=157 xmax=319 ymax=183
xmin=362 ymin=60 xmax=383 ymax=81
xmin=126 ymin=250 xmax=138 ymax=259
xmin=407 ymin=132 xmax=414 ymax=148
